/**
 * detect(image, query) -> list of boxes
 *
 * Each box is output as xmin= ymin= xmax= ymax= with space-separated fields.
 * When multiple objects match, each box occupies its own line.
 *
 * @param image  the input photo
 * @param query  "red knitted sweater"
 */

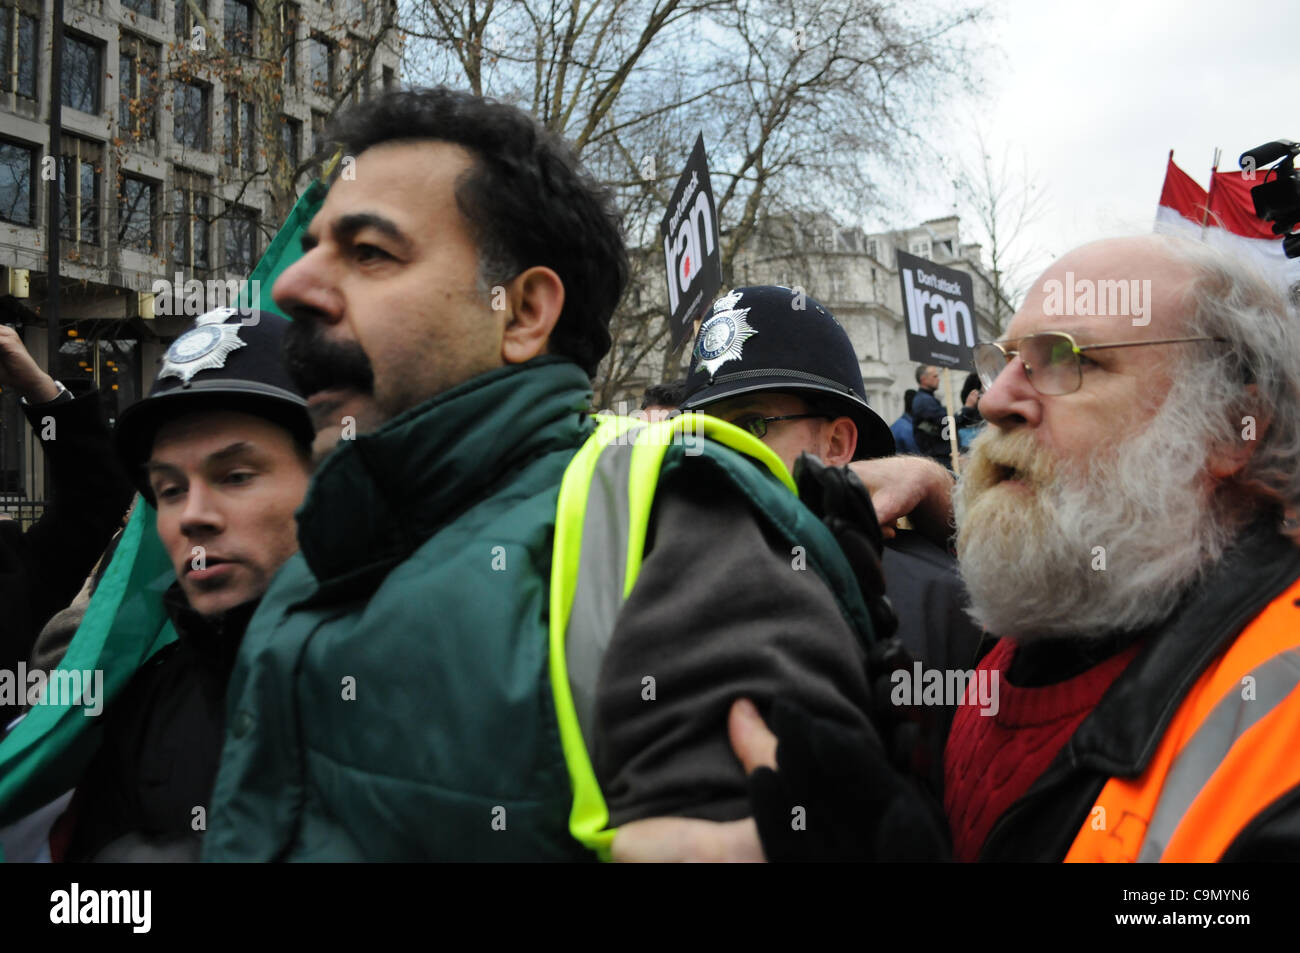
xmin=943 ymin=637 xmax=1142 ymax=862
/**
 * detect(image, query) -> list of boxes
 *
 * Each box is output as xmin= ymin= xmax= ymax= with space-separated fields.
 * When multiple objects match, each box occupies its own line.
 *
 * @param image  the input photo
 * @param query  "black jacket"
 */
xmin=910 ymin=387 xmax=950 ymax=464
xmin=883 ymin=531 xmax=984 ymax=674
xmin=978 ymin=519 xmax=1300 ymax=861
xmin=595 ymin=464 xmax=879 ymax=826
xmin=883 ymin=530 xmax=985 ymax=789
xmin=61 ymin=585 xmax=255 ymax=862
xmin=0 ymin=381 xmax=133 ymax=723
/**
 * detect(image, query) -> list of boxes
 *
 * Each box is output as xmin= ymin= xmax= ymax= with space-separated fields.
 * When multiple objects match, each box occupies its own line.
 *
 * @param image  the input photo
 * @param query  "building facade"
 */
xmin=0 ymin=0 xmax=399 ymax=508
xmin=614 ymin=214 xmax=1014 ymax=424
xmin=729 ymin=215 xmax=1013 ymax=425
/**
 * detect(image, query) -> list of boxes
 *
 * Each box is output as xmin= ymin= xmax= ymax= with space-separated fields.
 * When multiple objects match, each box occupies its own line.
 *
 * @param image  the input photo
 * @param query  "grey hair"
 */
xmin=1157 ymin=235 xmax=1300 ymax=523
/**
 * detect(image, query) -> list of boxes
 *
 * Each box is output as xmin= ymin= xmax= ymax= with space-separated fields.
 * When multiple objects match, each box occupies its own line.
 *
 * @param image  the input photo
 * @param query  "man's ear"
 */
xmin=501 ymin=266 xmax=564 ymax=365
xmin=820 ymin=416 xmax=858 ymax=467
xmin=1208 ymin=390 xmax=1268 ymax=479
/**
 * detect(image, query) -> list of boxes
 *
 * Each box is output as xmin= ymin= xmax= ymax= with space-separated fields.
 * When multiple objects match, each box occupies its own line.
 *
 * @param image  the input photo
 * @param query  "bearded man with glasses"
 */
xmin=613 ymin=234 xmax=1300 ymax=863
xmin=938 ymin=234 xmax=1300 ymax=862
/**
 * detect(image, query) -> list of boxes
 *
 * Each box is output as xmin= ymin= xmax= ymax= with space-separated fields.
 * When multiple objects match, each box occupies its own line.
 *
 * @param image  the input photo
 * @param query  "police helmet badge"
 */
xmin=158 ymin=308 xmax=248 ymax=384
xmin=693 ymin=289 xmax=757 ymax=378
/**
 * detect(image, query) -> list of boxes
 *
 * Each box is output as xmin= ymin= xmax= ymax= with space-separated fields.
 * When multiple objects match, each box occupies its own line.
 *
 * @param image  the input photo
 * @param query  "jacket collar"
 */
xmin=295 ymin=357 xmax=595 ymax=588
xmin=162 ymin=582 xmax=259 ymax=680
xmin=1066 ymin=516 xmax=1300 ymax=775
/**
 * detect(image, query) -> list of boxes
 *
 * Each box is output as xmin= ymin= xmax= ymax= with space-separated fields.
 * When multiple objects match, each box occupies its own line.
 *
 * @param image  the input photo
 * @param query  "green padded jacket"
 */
xmin=203 ymin=357 xmax=877 ymax=861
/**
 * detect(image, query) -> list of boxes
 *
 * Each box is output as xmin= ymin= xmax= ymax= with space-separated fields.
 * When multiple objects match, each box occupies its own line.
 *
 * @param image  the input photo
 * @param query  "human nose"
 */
xmin=272 ymin=245 xmax=343 ymax=326
xmin=178 ymin=480 xmax=226 ymax=540
xmin=977 ymin=350 xmax=1042 ymax=431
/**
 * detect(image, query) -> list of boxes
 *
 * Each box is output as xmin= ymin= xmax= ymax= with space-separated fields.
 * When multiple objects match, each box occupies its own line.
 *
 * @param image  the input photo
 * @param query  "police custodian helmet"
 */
xmin=680 ymin=286 xmax=895 ymax=460
xmin=115 ymin=307 xmax=314 ymax=497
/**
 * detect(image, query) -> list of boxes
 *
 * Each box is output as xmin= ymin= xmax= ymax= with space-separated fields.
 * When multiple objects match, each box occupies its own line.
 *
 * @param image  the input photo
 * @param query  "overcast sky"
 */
xmin=891 ymin=0 xmax=1300 ymax=284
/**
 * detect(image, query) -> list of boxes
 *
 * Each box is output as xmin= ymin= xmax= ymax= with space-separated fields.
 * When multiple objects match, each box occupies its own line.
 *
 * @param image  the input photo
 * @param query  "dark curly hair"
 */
xmin=640 ymin=378 xmax=689 ymax=411
xmin=326 ymin=87 xmax=628 ymax=377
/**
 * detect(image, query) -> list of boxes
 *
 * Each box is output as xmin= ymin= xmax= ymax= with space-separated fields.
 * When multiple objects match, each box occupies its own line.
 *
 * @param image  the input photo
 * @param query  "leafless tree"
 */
xmin=402 ymin=0 xmax=989 ymax=404
xmin=952 ymin=130 xmax=1048 ymax=334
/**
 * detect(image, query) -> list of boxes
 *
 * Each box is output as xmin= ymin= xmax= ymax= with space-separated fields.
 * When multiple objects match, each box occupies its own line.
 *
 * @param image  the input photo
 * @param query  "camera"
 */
xmin=1239 ymin=140 xmax=1300 ymax=258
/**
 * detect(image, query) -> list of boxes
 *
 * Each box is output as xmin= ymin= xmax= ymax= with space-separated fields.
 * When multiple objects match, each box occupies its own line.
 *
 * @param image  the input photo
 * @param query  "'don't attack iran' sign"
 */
xmin=896 ymin=249 xmax=979 ymax=371
xmin=661 ymin=134 xmax=722 ymax=350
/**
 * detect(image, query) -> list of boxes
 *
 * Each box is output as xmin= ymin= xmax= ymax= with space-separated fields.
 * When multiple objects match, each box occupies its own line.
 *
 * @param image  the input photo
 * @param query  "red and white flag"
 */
xmin=1156 ymin=153 xmax=1300 ymax=286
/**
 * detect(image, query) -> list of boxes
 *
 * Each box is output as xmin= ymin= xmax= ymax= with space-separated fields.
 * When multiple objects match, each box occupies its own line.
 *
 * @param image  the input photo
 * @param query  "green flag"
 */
xmin=0 ymin=180 xmax=327 ymax=835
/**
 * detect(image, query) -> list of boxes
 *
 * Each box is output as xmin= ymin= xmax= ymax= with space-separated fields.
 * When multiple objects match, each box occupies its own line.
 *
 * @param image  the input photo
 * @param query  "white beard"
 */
xmin=953 ymin=401 xmax=1238 ymax=642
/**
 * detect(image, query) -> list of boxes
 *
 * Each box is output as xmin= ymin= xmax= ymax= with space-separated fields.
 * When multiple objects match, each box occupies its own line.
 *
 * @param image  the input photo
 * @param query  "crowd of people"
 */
xmin=1 ymin=86 xmax=1299 ymax=863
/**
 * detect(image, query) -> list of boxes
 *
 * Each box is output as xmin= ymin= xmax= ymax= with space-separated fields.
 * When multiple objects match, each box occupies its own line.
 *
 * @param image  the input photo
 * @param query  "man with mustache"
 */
xmin=49 ymin=308 xmax=313 ymax=861
xmin=201 ymin=88 xmax=883 ymax=861
xmin=614 ymin=234 xmax=1300 ymax=862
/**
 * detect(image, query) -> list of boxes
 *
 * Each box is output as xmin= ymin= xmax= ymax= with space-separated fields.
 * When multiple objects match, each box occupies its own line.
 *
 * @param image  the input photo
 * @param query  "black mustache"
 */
xmin=283 ymin=320 xmax=375 ymax=398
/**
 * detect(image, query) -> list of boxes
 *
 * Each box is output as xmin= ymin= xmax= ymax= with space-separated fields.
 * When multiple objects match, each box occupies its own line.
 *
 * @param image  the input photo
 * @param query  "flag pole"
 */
xmin=945 ymin=368 xmax=961 ymax=476
xmin=1201 ymin=148 xmax=1221 ymax=238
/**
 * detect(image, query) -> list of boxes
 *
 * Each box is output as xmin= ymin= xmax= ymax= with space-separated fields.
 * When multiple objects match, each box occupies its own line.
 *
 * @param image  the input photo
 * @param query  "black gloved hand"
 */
xmin=792 ymin=453 xmax=897 ymax=641
xmin=865 ymin=635 xmax=945 ymax=790
xmin=792 ymin=453 xmax=943 ymax=787
xmin=747 ymin=699 xmax=950 ymax=862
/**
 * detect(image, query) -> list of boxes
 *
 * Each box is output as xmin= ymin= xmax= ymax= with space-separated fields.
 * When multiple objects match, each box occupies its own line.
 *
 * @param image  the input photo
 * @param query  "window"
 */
xmin=58 ymin=330 xmax=141 ymax=422
xmin=173 ymin=80 xmax=209 ymax=150
xmin=223 ymin=204 xmax=257 ymax=274
xmin=121 ymin=0 xmax=158 ymax=19
xmin=310 ymin=110 xmax=326 ymax=160
xmin=59 ymin=138 xmax=103 ymax=245
xmin=278 ymin=3 xmax=298 ymax=84
xmin=866 ymin=239 xmax=879 ymax=261
xmin=0 ymin=139 xmax=35 ymax=226
xmin=62 ymin=33 xmax=102 ymax=114
xmin=118 ymin=35 xmax=159 ymax=141
xmin=347 ymin=34 xmax=365 ymax=104
xmin=909 ymin=239 xmax=931 ymax=258
xmin=118 ymin=175 xmax=158 ymax=252
xmin=224 ymin=95 xmax=255 ymax=170
xmin=308 ymin=34 xmax=333 ymax=95
xmin=1 ymin=1 xmax=39 ymax=99
xmin=279 ymin=115 xmax=300 ymax=173
xmin=174 ymin=0 xmax=199 ymax=42
xmin=834 ymin=228 xmax=861 ymax=253
xmin=171 ymin=169 xmax=211 ymax=273
xmin=382 ymin=65 xmax=394 ymax=91
xmin=224 ymin=0 xmax=251 ymax=56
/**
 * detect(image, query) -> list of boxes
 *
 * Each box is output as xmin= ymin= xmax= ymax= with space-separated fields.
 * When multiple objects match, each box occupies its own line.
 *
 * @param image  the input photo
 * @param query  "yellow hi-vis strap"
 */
xmin=548 ymin=412 xmax=795 ymax=859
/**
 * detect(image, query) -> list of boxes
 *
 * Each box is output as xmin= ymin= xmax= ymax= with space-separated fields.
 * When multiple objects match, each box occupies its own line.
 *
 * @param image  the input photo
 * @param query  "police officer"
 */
xmin=53 ymin=308 xmax=313 ymax=861
xmin=680 ymin=285 xmax=984 ymax=683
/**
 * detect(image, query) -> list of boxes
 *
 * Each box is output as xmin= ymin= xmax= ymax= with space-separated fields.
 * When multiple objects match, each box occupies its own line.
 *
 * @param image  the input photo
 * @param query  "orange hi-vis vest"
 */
xmin=1065 ymin=576 xmax=1300 ymax=862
